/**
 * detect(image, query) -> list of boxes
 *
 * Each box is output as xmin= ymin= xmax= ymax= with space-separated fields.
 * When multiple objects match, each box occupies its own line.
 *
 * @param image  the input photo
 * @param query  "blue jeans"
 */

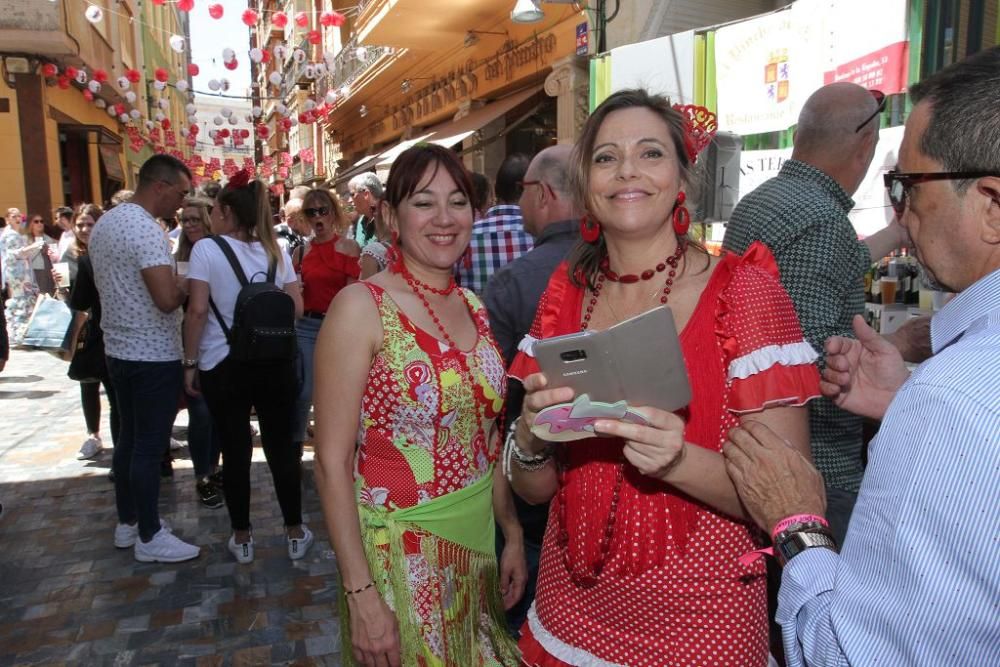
xmin=107 ymin=357 xmax=183 ymax=542
xmin=292 ymin=316 xmax=322 ymax=444
xmin=186 ymin=391 xmax=221 ymax=479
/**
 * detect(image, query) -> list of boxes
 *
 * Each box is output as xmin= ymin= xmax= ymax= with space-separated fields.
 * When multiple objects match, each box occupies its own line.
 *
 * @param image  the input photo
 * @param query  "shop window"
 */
xmin=120 ymin=5 xmax=137 ymax=69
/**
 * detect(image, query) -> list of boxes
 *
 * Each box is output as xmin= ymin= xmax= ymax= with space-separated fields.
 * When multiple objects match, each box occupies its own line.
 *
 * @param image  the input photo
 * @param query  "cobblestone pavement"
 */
xmin=0 ymin=349 xmax=343 ymax=666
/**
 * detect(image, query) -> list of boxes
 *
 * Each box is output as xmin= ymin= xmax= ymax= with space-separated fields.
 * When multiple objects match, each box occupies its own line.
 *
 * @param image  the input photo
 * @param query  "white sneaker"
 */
xmin=114 ymin=519 xmax=171 ymax=548
xmin=169 ymin=438 xmax=184 ymax=450
xmin=78 ymin=436 xmax=103 ymax=460
xmin=228 ymin=533 xmax=254 ymax=564
xmin=287 ymin=525 xmax=314 ymax=561
xmin=134 ymin=528 xmax=200 ymax=563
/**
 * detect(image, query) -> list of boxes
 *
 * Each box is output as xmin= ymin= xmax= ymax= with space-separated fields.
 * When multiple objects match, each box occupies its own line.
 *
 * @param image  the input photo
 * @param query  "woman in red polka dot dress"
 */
xmin=506 ymin=89 xmax=821 ymax=667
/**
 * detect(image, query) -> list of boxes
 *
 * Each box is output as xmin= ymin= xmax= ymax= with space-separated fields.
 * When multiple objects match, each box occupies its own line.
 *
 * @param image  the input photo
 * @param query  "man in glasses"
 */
xmin=89 ymin=154 xmax=200 ymax=564
xmin=723 ymin=82 xmax=912 ymax=547
xmin=346 ymin=172 xmax=383 ymax=248
xmin=725 ymin=46 xmax=1000 ymax=666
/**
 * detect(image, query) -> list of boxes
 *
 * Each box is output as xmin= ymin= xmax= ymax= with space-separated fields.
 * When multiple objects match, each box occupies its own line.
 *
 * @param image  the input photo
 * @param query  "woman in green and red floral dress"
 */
xmin=313 ymin=145 xmax=525 ymax=667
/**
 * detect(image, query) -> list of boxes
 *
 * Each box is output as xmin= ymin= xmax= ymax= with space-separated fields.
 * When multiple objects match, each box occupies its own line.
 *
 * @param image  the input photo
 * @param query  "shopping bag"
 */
xmin=22 ymin=294 xmax=73 ymax=353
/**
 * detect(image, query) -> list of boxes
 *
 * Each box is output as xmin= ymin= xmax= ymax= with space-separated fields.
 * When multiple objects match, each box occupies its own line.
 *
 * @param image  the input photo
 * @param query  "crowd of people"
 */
xmin=1 ymin=45 xmax=997 ymax=666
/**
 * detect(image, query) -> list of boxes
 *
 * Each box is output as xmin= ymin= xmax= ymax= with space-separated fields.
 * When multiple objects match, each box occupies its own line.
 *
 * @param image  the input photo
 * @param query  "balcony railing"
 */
xmin=320 ymin=36 xmax=393 ymax=98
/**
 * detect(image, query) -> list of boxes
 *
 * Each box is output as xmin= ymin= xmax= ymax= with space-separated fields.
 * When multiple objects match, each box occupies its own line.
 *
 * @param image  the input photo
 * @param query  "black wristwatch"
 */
xmin=775 ymin=529 xmax=838 ymax=567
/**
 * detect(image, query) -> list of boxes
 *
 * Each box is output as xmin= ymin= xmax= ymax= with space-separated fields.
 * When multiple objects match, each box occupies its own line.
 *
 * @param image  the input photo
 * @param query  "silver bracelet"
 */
xmin=502 ymin=417 xmax=552 ymax=480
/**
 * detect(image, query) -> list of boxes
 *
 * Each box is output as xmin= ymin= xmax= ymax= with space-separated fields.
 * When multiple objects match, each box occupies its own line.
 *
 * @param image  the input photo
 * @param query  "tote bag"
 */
xmin=23 ymin=294 xmax=73 ymax=353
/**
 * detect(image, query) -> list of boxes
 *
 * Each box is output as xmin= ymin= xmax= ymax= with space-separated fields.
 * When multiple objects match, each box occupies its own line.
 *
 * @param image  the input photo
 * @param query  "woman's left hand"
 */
xmin=498 ymin=538 xmax=527 ymax=610
xmin=183 ymin=367 xmax=201 ymax=397
xmin=595 ymin=407 xmax=686 ymax=480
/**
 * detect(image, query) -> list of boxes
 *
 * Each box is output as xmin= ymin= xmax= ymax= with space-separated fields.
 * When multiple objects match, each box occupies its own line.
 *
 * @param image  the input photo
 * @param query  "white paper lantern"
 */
xmin=251 ymin=106 xmax=263 ymax=117
xmin=85 ymin=4 xmax=103 ymax=24
xmin=340 ymin=84 xmax=351 ymax=97
xmin=188 ymin=115 xmax=198 ymax=125
xmin=314 ymin=63 xmax=327 ymax=77
xmin=323 ymin=51 xmax=336 ymax=67
xmin=95 ymin=99 xmax=107 ymax=109
xmin=274 ymin=45 xmax=287 ymax=61
xmin=130 ymin=109 xmax=141 ymax=119
xmin=158 ymin=98 xmax=169 ymax=109
xmin=325 ymin=90 xmax=338 ymax=104
xmin=153 ymin=80 xmax=167 ymax=91
xmin=117 ymin=76 xmax=130 ymax=90
xmin=289 ymin=116 xmax=299 ymax=126
xmin=207 ymin=79 xmax=221 ymax=91
xmin=209 ymin=129 xmax=218 ymax=139
xmin=276 ymin=103 xmax=287 ymax=115
xmin=75 ymin=69 xmax=88 ymax=84
xmin=119 ymin=113 xmax=130 ymax=123
xmin=88 ymin=80 xmax=102 ymax=94
xmin=185 ymin=103 xmax=197 ymax=114
xmin=304 ymin=65 xmax=316 ymax=80
xmin=169 ymin=35 xmax=185 ymax=53
xmin=221 ymin=107 xmax=233 ymax=118
xmin=249 ymin=48 xmax=264 ymax=64
xmin=268 ymin=72 xmax=283 ymax=87
xmin=175 ymin=80 xmax=189 ymax=92
xmin=355 ymin=47 xmax=367 ymax=61
xmin=228 ymin=115 xmax=238 ymax=125
xmin=220 ymin=78 xmax=230 ymax=91
xmin=144 ymin=119 xmax=154 ymax=129
xmin=180 ymin=128 xmax=189 ymax=137
xmin=106 ymin=107 xmax=117 ymax=118
xmin=154 ymin=111 xmax=166 ymax=122
xmin=213 ymin=115 xmax=224 ymax=126
xmin=125 ymin=91 xmax=137 ymax=104
xmin=244 ymin=114 xmax=254 ymax=123
xmin=303 ymin=99 xmax=316 ymax=112
xmin=293 ymin=49 xmax=306 ymax=64
xmin=222 ymin=48 xmax=236 ymax=62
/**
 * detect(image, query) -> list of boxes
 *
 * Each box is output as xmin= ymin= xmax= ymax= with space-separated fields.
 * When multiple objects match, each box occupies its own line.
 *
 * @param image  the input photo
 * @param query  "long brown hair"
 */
xmin=217 ymin=177 xmax=281 ymax=267
xmin=73 ymin=203 xmax=104 ymax=256
xmin=567 ymin=88 xmax=706 ymax=289
xmin=175 ymin=196 xmax=212 ymax=262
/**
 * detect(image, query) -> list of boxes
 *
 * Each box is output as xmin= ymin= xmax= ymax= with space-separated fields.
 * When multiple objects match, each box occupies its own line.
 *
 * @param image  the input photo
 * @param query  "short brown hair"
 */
xmin=384 ymin=144 xmax=474 ymax=210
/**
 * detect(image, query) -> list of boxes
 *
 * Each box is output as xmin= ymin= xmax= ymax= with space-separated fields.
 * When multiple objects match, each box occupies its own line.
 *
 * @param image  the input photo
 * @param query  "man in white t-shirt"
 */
xmin=54 ymin=207 xmax=75 ymax=257
xmin=89 ymin=154 xmax=200 ymax=564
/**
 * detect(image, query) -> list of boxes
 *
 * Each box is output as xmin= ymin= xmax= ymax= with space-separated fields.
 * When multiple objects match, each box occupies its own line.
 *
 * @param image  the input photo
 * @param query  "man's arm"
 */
xmin=141 ymin=265 xmax=187 ymax=313
xmin=862 ymin=219 xmax=905 ymax=262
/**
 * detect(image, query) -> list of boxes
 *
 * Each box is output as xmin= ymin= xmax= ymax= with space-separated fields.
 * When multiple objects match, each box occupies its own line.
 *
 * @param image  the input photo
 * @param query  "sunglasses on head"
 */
xmin=883 ymin=170 xmax=1000 ymax=216
xmin=855 ymin=90 xmax=887 ymax=133
xmin=304 ymin=206 xmax=330 ymax=218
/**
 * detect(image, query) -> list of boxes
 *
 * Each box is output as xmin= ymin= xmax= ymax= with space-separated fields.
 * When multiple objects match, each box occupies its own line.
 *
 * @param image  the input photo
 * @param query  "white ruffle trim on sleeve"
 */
xmin=517 ymin=334 xmax=538 ymax=357
xmin=727 ymin=341 xmax=818 ymax=381
xmin=526 ymin=605 xmax=628 ymax=667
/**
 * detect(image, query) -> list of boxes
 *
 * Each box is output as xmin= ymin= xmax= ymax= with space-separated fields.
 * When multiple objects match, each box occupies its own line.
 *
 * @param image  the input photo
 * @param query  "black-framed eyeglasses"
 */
xmin=304 ymin=206 xmax=330 ymax=218
xmin=855 ymin=90 xmax=886 ymax=133
xmin=883 ymin=170 xmax=1000 ymax=216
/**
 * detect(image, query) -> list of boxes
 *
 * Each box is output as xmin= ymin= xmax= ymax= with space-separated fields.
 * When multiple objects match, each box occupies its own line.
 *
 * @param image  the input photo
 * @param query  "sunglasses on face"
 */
xmin=855 ymin=90 xmax=887 ymax=133
xmin=304 ymin=206 xmax=330 ymax=218
xmin=883 ymin=170 xmax=1000 ymax=216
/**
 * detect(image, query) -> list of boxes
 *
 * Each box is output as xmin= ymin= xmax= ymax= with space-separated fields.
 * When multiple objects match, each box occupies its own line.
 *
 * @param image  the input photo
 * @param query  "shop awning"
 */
xmin=422 ymin=84 xmax=543 ymax=149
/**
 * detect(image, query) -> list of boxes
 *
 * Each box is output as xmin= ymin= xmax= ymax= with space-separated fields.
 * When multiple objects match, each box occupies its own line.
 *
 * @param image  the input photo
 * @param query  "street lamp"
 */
xmin=511 ymin=0 xmax=544 ymax=24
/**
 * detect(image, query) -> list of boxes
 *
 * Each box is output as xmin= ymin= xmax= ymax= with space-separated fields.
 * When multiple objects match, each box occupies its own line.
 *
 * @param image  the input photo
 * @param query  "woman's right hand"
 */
xmin=519 ymin=372 xmax=574 ymax=451
xmin=347 ymin=588 xmax=401 ymax=667
xmin=183 ymin=367 xmax=201 ymax=397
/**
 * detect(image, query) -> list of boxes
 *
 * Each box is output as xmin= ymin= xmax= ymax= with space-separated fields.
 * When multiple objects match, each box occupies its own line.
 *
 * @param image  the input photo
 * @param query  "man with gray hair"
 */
xmin=347 ymin=172 xmax=383 ymax=248
xmin=723 ymin=82 xmax=910 ymax=544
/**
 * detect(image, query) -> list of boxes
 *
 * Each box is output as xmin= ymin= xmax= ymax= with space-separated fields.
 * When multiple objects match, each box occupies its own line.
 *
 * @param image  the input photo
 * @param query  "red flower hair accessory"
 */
xmin=225 ymin=168 xmax=253 ymax=190
xmin=672 ymin=104 xmax=718 ymax=164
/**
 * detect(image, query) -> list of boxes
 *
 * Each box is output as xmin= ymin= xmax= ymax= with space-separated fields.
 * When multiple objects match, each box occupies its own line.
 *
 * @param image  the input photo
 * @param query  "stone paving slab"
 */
xmin=0 ymin=350 xmax=342 ymax=665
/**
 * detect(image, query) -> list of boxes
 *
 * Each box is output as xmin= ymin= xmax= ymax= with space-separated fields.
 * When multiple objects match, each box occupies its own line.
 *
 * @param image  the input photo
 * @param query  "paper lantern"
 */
xmin=268 ymin=72 xmax=283 ymax=87
xmin=119 ymin=113 xmax=130 ymax=123
xmin=220 ymin=107 xmax=233 ymax=118
xmin=251 ymin=106 xmax=262 ymax=117
xmin=155 ymin=111 xmax=166 ymax=122
xmin=271 ymin=11 xmax=288 ymax=28
xmin=154 ymin=67 xmax=169 ymax=83
xmin=180 ymin=128 xmax=189 ymax=137
xmin=224 ymin=59 xmax=238 ymax=71
xmin=169 ymin=35 xmax=185 ymax=53
xmin=106 ymin=107 xmax=116 ymax=118
xmin=188 ymin=63 xmax=200 ymax=77
xmin=325 ymin=90 xmax=338 ymax=104
xmin=158 ymin=98 xmax=169 ymax=110
xmin=355 ymin=47 xmax=367 ymax=61
xmin=176 ymin=0 xmax=194 ymax=12
xmin=249 ymin=48 xmax=264 ymax=64
xmin=209 ymin=129 xmax=218 ymax=139
xmin=41 ymin=63 xmax=58 ymax=78
xmin=280 ymin=118 xmax=292 ymax=131
xmin=175 ymin=80 xmax=189 ymax=92
xmin=219 ymin=78 xmax=230 ymax=91
xmin=314 ymin=63 xmax=327 ymax=77
xmin=152 ymin=0 xmax=165 ymax=5
xmin=130 ymin=109 xmax=141 ymax=119
xmin=153 ymin=80 xmax=167 ymax=91
xmin=162 ymin=119 xmax=171 ymax=130
xmin=88 ymin=80 xmax=102 ymax=93
xmin=125 ymin=91 xmax=137 ymax=104
xmin=95 ymin=99 xmax=107 ymax=109
xmin=228 ymin=115 xmax=237 ymax=125
xmin=241 ymin=129 xmax=250 ymax=138
xmin=304 ymin=64 xmax=316 ymax=79
xmin=276 ymin=103 xmax=287 ymax=115
xmin=273 ymin=45 xmax=288 ymax=61
xmin=256 ymin=125 xmax=269 ymax=139
xmin=222 ymin=47 xmax=235 ymax=62
xmin=93 ymin=69 xmax=108 ymax=83
xmin=307 ymin=30 xmax=321 ymax=45
xmin=293 ymin=49 xmax=306 ymax=64
xmin=294 ymin=11 xmax=309 ymax=28
xmin=85 ymin=4 xmax=103 ymax=23
xmin=126 ymin=69 xmax=141 ymax=83
xmin=303 ymin=99 xmax=316 ymax=112
xmin=208 ymin=4 xmax=223 ymax=19
xmin=298 ymin=113 xmax=309 ymax=124
xmin=185 ymin=103 xmax=197 ymax=115
xmin=219 ymin=128 xmax=230 ymax=138
xmin=207 ymin=79 xmax=221 ymax=91
xmin=189 ymin=124 xmax=199 ymax=135
xmin=117 ymin=76 xmax=130 ymax=90
xmin=213 ymin=115 xmax=224 ymax=126
xmin=260 ymin=50 xmax=271 ymax=64
xmin=241 ymin=9 xmax=258 ymax=26
xmin=114 ymin=103 xmax=126 ymax=115
xmin=320 ymin=11 xmax=346 ymax=28
xmin=83 ymin=89 xmax=93 ymax=101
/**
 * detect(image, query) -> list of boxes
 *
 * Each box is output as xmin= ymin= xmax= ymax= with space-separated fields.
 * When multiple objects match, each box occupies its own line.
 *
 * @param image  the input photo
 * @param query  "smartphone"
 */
xmin=533 ymin=306 xmax=691 ymax=413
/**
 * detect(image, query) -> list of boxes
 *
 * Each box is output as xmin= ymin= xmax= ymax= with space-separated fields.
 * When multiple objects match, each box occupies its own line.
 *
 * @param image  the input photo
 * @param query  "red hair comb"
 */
xmin=672 ymin=104 xmax=718 ymax=164
xmin=225 ymin=168 xmax=253 ymax=190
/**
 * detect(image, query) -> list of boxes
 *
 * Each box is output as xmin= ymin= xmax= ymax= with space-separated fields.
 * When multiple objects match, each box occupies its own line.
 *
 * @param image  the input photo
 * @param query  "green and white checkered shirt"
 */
xmin=723 ymin=160 xmax=871 ymax=492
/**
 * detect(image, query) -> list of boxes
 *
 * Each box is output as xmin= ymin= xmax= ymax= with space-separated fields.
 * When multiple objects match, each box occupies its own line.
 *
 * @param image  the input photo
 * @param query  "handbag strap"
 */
xmin=206 ymin=235 xmax=278 ymax=342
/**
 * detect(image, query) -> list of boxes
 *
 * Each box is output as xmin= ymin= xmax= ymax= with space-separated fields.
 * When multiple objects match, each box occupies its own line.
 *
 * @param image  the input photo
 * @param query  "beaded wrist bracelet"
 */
xmin=344 ymin=581 xmax=375 ymax=597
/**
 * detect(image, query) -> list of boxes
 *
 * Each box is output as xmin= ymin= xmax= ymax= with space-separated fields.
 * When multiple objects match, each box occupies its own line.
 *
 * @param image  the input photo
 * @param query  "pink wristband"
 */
xmin=770 ymin=514 xmax=828 ymax=542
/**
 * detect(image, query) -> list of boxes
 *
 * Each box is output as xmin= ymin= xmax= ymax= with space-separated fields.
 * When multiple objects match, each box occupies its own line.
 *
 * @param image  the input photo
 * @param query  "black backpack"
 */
xmin=207 ymin=236 xmax=297 ymax=364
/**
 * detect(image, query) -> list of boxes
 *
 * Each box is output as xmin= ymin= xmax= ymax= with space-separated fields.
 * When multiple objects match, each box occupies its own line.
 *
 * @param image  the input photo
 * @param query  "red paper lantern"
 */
xmin=307 ymin=30 xmax=321 ymax=45
xmin=187 ymin=63 xmax=200 ymax=77
xmin=93 ymin=68 xmax=108 ymax=83
xmin=115 ymin=103 xmax=126 ymax=115
xmin=176 ymin=0 xmax=194 ymax=12
xmin=154 ymin=67 xmax=169 ymax=83
xmin=83 ymin=89 xmax=94 ymax=101
xmin=297 ymin=113 xmax=309 ymax=124
xmin=152 ymin=0 xmax=165 ymax=5
xmin=241 ymin=9 xmax=258 ymax=26
xmin=224 ymin=58 xmax=238 ymax=71
xmin=271 ymin=11 xmax=288 ymax=28
xmin=294 ymin=11 xmax=309 ymax=28
xmin=280 ymin=118 xmax=292 ymax=131
xmin=256 ymin=125 xmax=270 ymax=139
xmin=219 ymin=128 xmax=230 ymax=138
xmin=57 ymin=76 xmax=70 ymax=90
xmin=64 ymin=66 xmax=78 ymax=79
xmin=241 ymin=129 xmax=250 ymax=138
xmin=320 ymin=11 xmax=346 ymax=28
xmin=125 ymin=69 xmax=141 ymax=83
xmin=260 ymin=50 xmax=271 ymax=64
xmin=208 ymin=3 xmax=223 ymax=19
xmin=162 ymin=119 xmax=171 ymax=130
xmin=189 ymin=124 xmax=199 ymax=135
xmin=41 ymin=63 xmax=58 ymax=78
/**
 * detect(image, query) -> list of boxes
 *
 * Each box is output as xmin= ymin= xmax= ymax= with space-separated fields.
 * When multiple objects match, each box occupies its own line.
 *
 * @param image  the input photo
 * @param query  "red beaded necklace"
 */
xmin=559 ymin=241 xmax=686 ymax=586
xmin=398 ymin=259 xmax=469 ymax=354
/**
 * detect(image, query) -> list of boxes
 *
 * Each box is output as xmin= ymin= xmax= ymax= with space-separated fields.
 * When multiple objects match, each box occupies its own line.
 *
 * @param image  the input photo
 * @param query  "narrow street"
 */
xmin=0 ymin=350 xmax=342 ymax=666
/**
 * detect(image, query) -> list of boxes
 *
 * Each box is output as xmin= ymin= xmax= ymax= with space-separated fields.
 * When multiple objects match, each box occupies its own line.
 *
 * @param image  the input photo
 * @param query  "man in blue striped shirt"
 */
xmin=724 ymin=46 xmax=1000 ymax=666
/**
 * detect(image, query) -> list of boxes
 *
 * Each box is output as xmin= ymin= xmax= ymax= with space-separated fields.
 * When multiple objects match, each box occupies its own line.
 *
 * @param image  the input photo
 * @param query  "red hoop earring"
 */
xmin=580 ymin=214 xmax=601 ymax=244
xmin=672 ymin=192 xmax=691 ymax=236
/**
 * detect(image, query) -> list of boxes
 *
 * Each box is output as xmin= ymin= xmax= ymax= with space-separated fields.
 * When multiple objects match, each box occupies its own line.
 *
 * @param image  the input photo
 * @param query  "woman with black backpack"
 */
xmin=182 ymin=170 xmax=313 ymax=564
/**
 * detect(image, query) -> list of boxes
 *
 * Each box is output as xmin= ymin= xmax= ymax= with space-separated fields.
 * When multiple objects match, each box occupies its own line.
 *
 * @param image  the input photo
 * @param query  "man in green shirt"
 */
xmin=723 ymin=83 xmax=907 ymax=544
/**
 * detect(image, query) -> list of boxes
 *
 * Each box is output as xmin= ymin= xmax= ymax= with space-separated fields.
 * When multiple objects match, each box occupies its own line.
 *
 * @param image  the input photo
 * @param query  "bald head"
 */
xmin=521 ymin=145 xmax=582 ymax=236
xmin=793 ymin=83 xmax=881 ymax=195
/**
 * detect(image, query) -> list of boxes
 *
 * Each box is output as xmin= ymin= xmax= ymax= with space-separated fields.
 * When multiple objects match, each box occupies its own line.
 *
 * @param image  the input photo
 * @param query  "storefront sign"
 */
xmin=576 ymin=22 xmax=589 ymax=56
xmin=484 ymin=34 xmax=557 ymax=83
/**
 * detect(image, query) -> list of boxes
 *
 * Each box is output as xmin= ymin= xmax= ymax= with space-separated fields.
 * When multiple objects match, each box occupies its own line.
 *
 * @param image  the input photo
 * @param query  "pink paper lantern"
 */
xmin=208 ymin=4 xmax=223 ymax=19
xmin=271 ymin=11 xmax=288 ymax=28
xmin=188 ymin=63 xmax=200 ymax=77
xmin=294 ymin=11 xmax=309 ymax=28
xmin=320 ymin=11 xmax=346 ymax=28
xmin=241 ymin=9 xmax=258 ymax=26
